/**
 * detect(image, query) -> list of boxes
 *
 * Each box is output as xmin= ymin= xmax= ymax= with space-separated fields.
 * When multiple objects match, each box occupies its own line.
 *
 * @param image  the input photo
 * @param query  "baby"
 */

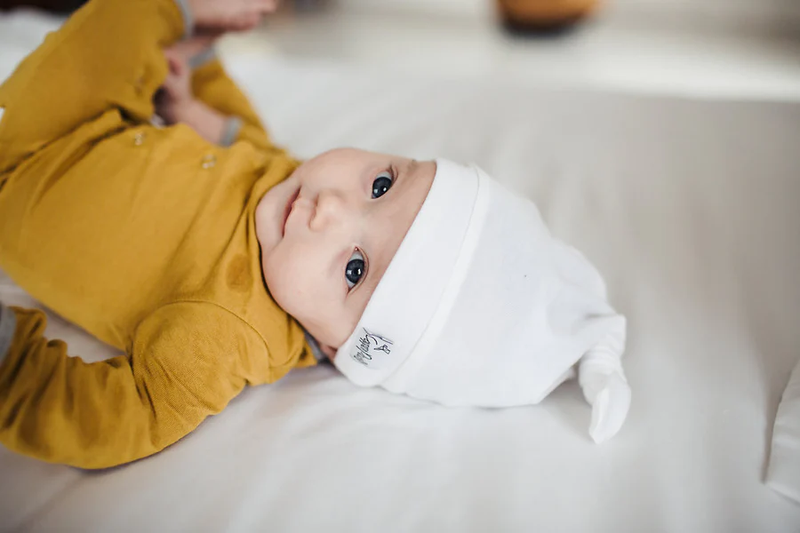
xmin=0 ymin=0 xmax=631 ymax=469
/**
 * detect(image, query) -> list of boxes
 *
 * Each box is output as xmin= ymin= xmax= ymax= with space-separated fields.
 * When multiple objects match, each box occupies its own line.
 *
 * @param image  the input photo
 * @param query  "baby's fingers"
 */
xmin=231 ymin=12 xmax=263 ymax=31
xmin=190 ymin=0 xmax=277 ymax=33
xmin=250 ymin=0 xmax=279 ymax=13
xmin=164 ymin=50 xmax=190 ymax=76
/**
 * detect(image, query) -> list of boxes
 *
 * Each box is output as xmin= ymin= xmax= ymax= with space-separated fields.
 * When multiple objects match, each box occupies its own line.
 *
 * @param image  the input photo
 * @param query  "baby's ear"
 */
xmin=320 ymin=344 xmax=338 ymax=360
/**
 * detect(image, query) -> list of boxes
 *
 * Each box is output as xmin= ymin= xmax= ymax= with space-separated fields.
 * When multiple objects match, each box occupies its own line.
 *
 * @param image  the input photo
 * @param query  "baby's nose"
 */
xmin=309 ymin=190 xmax=349 ymax=232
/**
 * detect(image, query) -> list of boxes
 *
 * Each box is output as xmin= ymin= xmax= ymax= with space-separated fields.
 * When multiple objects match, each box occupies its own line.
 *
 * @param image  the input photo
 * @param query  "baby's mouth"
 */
xmin=282 ymin=187 xmax=301 ymax=236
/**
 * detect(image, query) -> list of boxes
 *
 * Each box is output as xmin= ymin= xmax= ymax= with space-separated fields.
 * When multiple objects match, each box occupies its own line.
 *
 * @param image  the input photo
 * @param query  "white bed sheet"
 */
xmin=1 ymin=11 xmax=800 ymax=533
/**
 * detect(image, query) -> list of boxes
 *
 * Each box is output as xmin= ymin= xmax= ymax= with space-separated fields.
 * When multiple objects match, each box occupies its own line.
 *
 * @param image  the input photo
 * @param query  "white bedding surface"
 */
xmin=2 ymin=11 xmax=800 ymax=533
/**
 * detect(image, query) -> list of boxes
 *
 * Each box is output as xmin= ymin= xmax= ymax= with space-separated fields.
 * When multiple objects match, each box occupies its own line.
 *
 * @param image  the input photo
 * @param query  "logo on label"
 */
xmin=351 ymin=328 xmax=394 ymax=368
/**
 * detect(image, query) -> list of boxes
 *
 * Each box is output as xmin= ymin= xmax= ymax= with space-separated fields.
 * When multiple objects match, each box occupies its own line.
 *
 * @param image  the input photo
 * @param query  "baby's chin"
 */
xmin=294 ymin=315 xmax=353 ymax=358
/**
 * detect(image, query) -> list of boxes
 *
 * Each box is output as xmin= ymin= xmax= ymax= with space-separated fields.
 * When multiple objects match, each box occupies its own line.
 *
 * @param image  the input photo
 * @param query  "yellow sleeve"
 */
xmin=190 ymin=55 xmax=285 ymax=154
xmin=0 ymin=303 xmax=266 ymax=469
xmin=0 ymin=0 xmax=186 ymax=174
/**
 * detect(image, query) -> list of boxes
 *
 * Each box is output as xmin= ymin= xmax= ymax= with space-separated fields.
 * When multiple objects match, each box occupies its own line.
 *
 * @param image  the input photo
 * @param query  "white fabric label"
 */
xmin=349 ymin=328 xmax=395 ymax=370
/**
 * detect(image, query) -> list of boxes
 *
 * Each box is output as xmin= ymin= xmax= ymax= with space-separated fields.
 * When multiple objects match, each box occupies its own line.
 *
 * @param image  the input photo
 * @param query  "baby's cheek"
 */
xmin=262 ymin=256 xmax=290 ymax=306
xmin=264 ymin=254 xmax=309 ymax=315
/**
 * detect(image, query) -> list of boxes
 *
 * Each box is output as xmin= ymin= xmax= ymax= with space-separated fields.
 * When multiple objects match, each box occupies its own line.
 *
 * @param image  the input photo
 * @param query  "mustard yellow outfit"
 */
xmin=0 ymin=0 xmax=315 ymax=469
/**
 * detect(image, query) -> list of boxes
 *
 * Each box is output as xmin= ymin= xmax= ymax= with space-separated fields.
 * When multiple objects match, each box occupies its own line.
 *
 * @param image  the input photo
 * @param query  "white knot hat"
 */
xmin=334 ymin=159 xmax=631 ymax=443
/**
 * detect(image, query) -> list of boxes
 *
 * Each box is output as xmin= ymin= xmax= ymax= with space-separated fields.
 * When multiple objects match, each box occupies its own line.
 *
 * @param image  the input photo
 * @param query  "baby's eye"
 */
xmin=345 ymin=249 xmax=366 ymax=290
xmin=371 ymin=170 xmax=393 ymax=199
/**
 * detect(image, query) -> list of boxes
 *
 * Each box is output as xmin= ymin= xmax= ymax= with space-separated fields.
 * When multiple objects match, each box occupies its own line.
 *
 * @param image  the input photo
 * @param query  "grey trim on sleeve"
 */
xmin=188 ymin=47 xmax=217 ymax=70
xmin=173 ymin=0 xmax=194 ymax=39
xmin=303 ymin=330 xmax=327 ymax=362
xmin=0 ymin=304 xmax=17 ymax=364
xmin=219 ymin=116 xmax=243 ymax=147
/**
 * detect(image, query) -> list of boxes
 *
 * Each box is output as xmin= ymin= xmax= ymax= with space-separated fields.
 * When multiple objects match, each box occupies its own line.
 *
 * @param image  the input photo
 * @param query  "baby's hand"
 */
xmin=188 ymin=0 xmax=279 ymax=33
xmin=154 ymin=38 xmax=228 ymax=144
xmin=154 ymin=45 xmax=194 ymax=124
xmin=155 ymin=33 xmax=217 ymax=122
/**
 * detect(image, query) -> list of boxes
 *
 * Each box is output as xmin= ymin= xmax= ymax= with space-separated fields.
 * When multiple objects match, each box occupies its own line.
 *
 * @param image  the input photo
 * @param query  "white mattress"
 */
xmin=2 ymin=11 xmax=800 ymax=533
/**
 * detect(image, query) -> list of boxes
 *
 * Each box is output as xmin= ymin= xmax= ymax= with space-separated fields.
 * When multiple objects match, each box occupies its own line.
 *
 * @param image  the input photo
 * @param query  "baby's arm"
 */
xmin=0 ymin=0 xmax=275 ymax=174
xmin=0 ymin=0 xmax=185 ymax=174
xmin=190 ymin=53 xmax=280 ymax=153
xmin=155 ymin=41 xmax=231 ymax=145
xmin=156 ymin=37 xmax=281 ymax=153
xmin=0 ymin=303 xmax=263 ymax=469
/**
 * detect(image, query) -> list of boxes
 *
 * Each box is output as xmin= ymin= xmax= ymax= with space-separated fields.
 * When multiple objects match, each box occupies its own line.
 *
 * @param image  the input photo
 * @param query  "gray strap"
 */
xmin=188 ymin=47 xmax=217 ymax=70
xmin=219 ymin=116 xmax=243 ymax=147
xmin=0 ymin=304 xmax=17 ymax=364
xmin=173 ymin=0 xmax=194 ymax=39
xmin=303 ymin=330 xmax=327 ymax=362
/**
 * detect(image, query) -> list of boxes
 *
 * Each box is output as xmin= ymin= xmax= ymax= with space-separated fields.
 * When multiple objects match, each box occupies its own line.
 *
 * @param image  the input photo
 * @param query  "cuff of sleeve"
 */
xmin=303 ymin=330 xmax=327 ymax=362
xmin=188 ymin=47 xmax=217 ymax=70
xmin=0 ymin=304 xmax=17 ymax=364
xmin=219 ymin=116 xmax=243 ymax=147
xmin=173 ymin=0 xmax=194 ymax=39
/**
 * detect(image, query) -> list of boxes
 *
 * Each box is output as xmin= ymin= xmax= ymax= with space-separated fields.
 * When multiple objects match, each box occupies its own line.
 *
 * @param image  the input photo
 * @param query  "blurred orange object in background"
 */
xmin=497 ymin=0 xmax=600 ymax=34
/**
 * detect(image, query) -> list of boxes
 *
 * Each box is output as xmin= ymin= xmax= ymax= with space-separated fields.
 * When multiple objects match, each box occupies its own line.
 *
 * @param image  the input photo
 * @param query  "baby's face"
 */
xmin=255 ymin=148 xmax=436 ymax=353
